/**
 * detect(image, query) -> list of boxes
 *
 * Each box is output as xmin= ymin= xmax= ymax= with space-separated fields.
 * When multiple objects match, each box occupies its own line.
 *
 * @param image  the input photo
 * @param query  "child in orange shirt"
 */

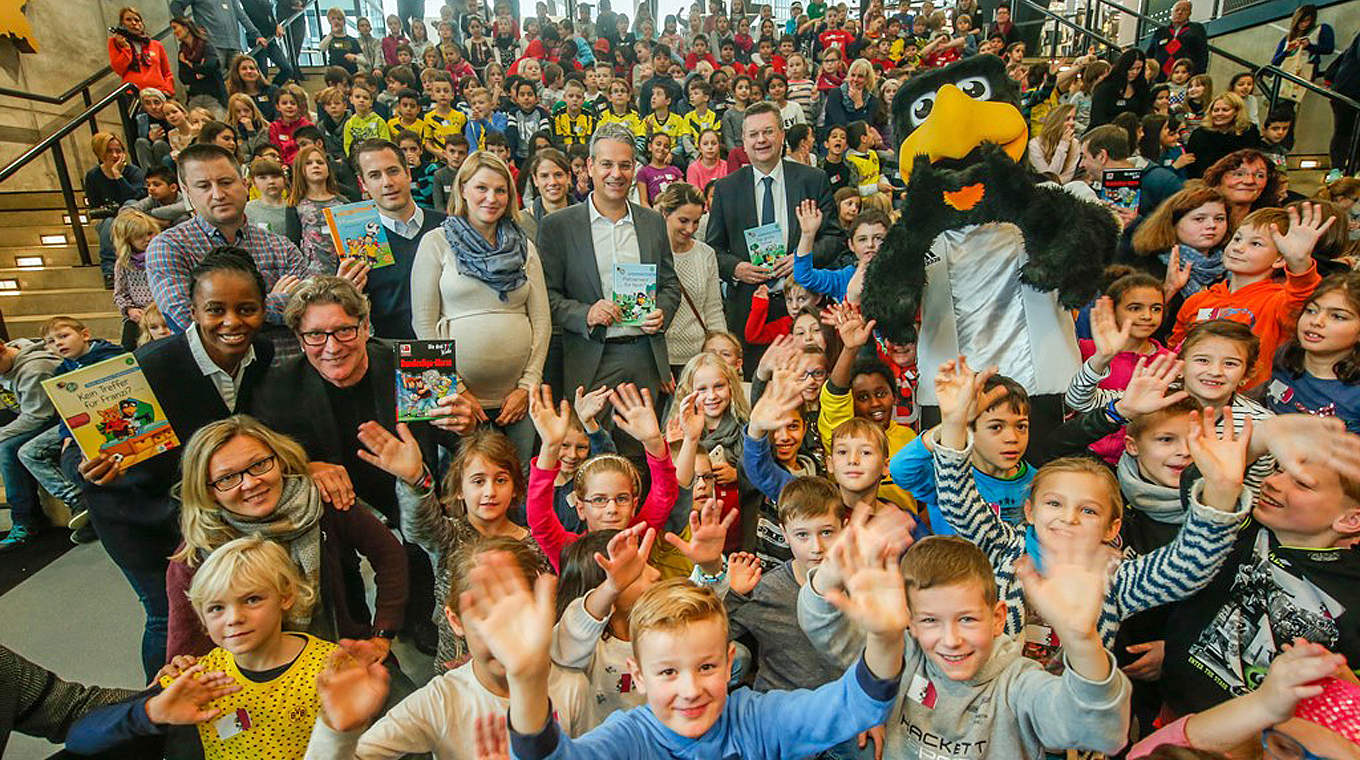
xmin=1170 ymin=201 xmax=1333 ymax=388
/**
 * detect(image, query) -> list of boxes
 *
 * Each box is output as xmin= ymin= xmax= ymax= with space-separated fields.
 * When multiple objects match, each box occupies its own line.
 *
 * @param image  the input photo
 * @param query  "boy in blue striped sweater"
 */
xmin=930 ymin=354 xmax=1252 ymax=666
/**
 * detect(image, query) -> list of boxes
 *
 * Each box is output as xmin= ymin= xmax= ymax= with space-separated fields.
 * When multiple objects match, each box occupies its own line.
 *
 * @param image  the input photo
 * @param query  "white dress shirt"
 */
xmin=379 ymin=204 xmax=425 ymax=240
xmin=588 ymin=193 xmax=644 ymax=338
xmin=750 ymin=159 xmax=790 ymax=245
xmin=185 ymin=323 xmax=256 ymax=412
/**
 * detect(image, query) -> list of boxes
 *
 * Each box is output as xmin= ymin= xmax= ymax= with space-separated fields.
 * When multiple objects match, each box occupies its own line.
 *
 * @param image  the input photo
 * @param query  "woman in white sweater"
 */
xmin=655 ymin=183 xmax=726 ymax=376
xmin=411 ymin=152 xmax=550 ymax=464
xmin=1027 ymin=104 xmax=1082 ymax=183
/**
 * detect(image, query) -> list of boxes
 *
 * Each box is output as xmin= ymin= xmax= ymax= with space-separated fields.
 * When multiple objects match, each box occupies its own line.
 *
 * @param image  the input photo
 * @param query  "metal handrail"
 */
xmin=1017 ymin=0 xmax=1120 ymax=56
xmin=0 ymin=83 xmax=139 ymax=266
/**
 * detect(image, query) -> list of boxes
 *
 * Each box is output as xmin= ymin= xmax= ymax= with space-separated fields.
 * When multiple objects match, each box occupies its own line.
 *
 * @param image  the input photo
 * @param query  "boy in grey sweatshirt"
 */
xmin=799 ymin=524 xmax=1133 ymax=759
xmin=0 ymin=339 xmax=63 ymax=550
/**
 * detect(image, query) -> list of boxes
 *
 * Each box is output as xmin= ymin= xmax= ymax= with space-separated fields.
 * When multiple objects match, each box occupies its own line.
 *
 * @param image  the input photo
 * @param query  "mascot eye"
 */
xmin=909 ymin=94 xmax=934 ymax=127
xmin=957 ymin=76 xmax=992 ymax=101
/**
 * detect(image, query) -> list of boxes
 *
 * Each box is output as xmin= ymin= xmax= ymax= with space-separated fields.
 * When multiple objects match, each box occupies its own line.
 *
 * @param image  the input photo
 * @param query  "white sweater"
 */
xmin=410 ymin=232 xmax=551 ymax=408
xmin=665 ymin=239 xmax=727 ymax=366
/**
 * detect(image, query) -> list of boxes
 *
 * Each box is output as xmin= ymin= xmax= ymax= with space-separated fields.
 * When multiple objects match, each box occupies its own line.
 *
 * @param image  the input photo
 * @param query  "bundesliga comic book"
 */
xmin=395 ymin=340 xmax=458 ymax=422
xmin=324 ymin=200 xmax=396 ymax=268
xmin=1100 ymin=168 xmax=1142 ymax=214
xmin=41 ymin=355 xmax=178 ymax=470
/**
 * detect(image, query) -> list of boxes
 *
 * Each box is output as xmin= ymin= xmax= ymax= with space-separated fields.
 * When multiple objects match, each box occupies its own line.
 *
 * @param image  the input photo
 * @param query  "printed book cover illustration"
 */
xmin=613 ymin=263 xmax=657 ymax=326
xmin=41 ymin=355 xmax=179 ymax=470
xmin=395 ymin=340 xmax=458 ymax=422
xmin=324 ymin=200 xmax=396 ymax=268
xmin=742 ymin=222 xmax=786 ymax=267
xmin=1100 ymin=168 xmax=1142 ymax=213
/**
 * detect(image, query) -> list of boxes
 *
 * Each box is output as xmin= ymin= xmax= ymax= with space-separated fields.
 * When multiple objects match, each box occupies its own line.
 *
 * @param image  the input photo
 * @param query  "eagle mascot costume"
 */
xmin=861 ymin=55 xmax=1118 ymax=427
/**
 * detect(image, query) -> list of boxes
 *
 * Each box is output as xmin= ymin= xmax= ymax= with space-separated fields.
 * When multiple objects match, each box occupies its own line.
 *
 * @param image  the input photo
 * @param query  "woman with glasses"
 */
xmin=1201 ymin=149 xmax=1282 ymax=230
xmin=70 ymin=248 xmax=276 ymax=678
xmin=163 ymin=412 xmax=420 ymax=663
xmin=411 ymin=151 xmax=550 ymax=466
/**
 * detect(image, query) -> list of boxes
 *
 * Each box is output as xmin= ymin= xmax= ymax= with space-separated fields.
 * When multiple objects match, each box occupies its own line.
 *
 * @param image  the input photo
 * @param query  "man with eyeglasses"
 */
xmin=250 ymin=276 xmax=477 ymax=655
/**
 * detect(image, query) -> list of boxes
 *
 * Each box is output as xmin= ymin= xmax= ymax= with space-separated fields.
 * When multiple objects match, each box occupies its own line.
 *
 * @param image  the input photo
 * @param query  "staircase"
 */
xmin=0 ymin=191 xmax=120 ymax=343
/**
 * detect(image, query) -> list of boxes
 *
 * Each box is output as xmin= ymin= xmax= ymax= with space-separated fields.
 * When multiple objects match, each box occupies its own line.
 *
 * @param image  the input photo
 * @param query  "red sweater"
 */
xmin=268 ymin=116 xmax=314 ymax=165
xmin=527 ymin=450 xmax=679 ymax=571
xmin=744 ymin=291 xmax=791 ymax=344
xmin=1170 ymin=261 xmax=1321 ymax=390
xmin=109 ymin=38 xmax=175 ymax=94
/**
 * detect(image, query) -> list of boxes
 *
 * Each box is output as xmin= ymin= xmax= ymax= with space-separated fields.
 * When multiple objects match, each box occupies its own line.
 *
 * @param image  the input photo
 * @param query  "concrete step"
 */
xmin=0 ymin=287 xmax=114 ymax=317
xmin=0 ymin=265 xmax=105 ymax=291
xmin=0 ymin=209 xmax=92 ymax=226
xmin=5 ymin=311 xmax=124 ymax=341
xmin=0 ymin=191 xmax=86 ymax=211
xmin=0 ymin=246 xmax=93 ymax=268
xmin=3 ymin=224 xmax=100 ymax=248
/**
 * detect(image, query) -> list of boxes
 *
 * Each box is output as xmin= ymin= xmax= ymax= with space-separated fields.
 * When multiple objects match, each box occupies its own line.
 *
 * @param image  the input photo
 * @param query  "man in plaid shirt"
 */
xmin=147 ymin=144 xmax=369 ymax=362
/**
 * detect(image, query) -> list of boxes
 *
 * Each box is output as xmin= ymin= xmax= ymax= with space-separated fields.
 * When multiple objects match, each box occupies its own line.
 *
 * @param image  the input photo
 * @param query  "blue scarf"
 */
xmin=440 ymin=215 xmax=528 ymax=302
xmin=1160 ymin=244 xmax=1225 ymax=299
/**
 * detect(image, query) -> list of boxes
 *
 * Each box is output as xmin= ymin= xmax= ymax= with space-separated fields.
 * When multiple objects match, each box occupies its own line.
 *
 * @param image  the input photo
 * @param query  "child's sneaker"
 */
xmin=0 ymin=523 xmax=34 ymax=552
xmin=70 ymin=522 xmax=98 ymax=545
xmin=67 ymin=509 xmax=89 ymax=531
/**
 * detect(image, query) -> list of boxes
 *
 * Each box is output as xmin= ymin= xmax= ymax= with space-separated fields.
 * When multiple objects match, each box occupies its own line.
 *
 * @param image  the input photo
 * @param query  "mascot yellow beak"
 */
xmin=898 ymin=83 xmax=1029 ymax=179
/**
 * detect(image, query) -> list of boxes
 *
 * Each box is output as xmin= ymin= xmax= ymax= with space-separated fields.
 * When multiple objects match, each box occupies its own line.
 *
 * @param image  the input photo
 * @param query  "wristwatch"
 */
xmin=372 ymin=628 xmax=399 ymax=640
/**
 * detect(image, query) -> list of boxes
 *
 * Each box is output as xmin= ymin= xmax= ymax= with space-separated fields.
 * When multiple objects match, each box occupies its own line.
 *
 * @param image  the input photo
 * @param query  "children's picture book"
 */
xmin=743 ymin=222 xmax=786 ymax=267
xmin=1100 ymin=168 xmax=1142 ymax=213
xmin=41 ymin=355 xmax=178 ymax=470
xmin=613 ymin=262 xmax=657 ymax=326
xmin=395 ymin=340 xmax=459 ymax=422
xmin=323 ymin=201 xmax=396 ymax=269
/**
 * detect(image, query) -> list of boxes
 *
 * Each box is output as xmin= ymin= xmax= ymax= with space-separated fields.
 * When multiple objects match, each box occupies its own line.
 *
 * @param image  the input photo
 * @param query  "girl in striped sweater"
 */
xmin=931 ymin=355 xmax=1252 ymax=665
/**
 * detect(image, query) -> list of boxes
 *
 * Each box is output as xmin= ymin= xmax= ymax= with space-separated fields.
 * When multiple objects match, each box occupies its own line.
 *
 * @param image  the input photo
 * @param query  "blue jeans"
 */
xmin=97 ymin=217 xmax=116 ymax=281
xmin=18 ymin=425 xmax=83 ymax=508
xmin=253 ymin=37 xmax=298 ymax=85
xmin=0 ymin=424 xmax=52 ymax=528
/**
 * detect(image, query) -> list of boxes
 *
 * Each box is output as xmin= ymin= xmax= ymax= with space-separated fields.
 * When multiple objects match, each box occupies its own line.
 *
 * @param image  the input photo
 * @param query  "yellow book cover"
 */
xmin=41 ymin=354 xmax=179 ymax=470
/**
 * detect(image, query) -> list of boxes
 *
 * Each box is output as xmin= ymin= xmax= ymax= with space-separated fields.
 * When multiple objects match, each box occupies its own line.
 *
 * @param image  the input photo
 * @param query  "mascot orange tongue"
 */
xmin=897 ymin=82 xmax=1029 ymax=198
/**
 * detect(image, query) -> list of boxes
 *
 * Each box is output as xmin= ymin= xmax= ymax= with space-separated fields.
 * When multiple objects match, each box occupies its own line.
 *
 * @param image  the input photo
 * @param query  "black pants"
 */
xmin=1331 ymin=98 xmax=1359 ymax=175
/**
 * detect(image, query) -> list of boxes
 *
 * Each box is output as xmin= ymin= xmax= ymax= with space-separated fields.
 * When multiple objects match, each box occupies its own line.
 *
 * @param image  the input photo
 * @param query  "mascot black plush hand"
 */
xmin=861 ymin=55 xmax=1118 ymax=425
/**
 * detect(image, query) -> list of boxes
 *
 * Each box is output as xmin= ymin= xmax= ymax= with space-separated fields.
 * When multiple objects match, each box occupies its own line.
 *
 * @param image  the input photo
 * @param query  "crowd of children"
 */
xmin=5 ymin=0 xmax=1360 ymax=757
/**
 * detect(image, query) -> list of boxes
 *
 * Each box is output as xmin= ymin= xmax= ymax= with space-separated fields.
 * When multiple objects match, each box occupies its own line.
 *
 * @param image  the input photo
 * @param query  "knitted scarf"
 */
xmin=1160 ymin=244 xmax=1225 ymax=299
xmin=1116 ymin=453 xmax=1185 ymax=524
xmin=441 ymin=214 xmax=528 ymax=302
xmin=215 ymin=475 xmax=324 ymax=624
xmin=699 ymin=414 xmax=746 ymax=467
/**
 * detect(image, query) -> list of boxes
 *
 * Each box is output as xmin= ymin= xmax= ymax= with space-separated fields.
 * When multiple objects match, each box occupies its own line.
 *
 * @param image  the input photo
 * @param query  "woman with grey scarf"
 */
xmin=411 ymin=151 xmax=551 ymax=467
xmin=163 ymin=414 xmax=427 ymax=669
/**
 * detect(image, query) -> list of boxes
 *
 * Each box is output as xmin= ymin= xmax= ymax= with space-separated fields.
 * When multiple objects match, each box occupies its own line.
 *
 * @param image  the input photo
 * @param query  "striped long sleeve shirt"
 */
xmin=932 ymin=434 xmax=1250 ymax=649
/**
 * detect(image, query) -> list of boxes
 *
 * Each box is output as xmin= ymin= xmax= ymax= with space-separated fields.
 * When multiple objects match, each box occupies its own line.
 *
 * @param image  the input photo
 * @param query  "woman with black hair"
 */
xmin=67 ymin=247 xmax=275 ymax=679
xmin=1271 ymin=3 xmax=1335 ymax=105
xmin=1090 ymin=48 xmax=1152 ymax=127
xmin=170 ymin=16 xmax=226 ymax=107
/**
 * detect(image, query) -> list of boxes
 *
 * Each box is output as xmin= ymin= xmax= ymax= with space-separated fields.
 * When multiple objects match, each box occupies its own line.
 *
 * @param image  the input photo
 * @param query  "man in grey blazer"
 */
xmin=539 ymin=122 xmax=681 ymax=438
xmin=706 ymin=101 xmax=836 ymax=376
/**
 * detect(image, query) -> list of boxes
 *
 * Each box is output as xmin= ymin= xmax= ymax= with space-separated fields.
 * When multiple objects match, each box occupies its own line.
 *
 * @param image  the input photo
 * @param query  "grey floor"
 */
xmin=0 ymin=538 xmax=437 ymax=759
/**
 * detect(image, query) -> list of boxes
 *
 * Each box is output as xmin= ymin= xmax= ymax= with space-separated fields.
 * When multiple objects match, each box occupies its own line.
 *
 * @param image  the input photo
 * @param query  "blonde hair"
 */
xmin=226 ymin=92 xmax=266 ymax=125
xmin=111 ymin=210 xmax=160 ymax=271
xmin=90 ymin=132 xmax=124 ymax=162
xmin=172 ymin=415 xmax=313 ymax=566
xmin=1206 ymin=92 xmax=1251 ymax=134
xmin=901 ymin=535 xmax=998 ymax=605
xmin=186 ymin=535 xmax=318 ymax=626
xmin=1037 ymin=103 xmax=1075 ymax=162
xmin=451 ymin=150 xmax=521 ymax=221
xmin=628 ymin=578 xmax=728 ymax=660
xmin=314 ymin=86 xmax=346 ymax=106
xmin=846 ymin=57 xmax=877 ymax=92
xmin=668 ymin=351 xmax=750 ymax=429
xmin=828 ymin=416 xmax=889 ymax=458
xmin=282 ymin=275 xmax=370 ymax=331
xmin=571 ymin=453 xmax=642 ymax=502
xmin=137 ymin=303 xmax=167 ymax=346
xmin=1031 ymin=456 xmax=1125 ymax=523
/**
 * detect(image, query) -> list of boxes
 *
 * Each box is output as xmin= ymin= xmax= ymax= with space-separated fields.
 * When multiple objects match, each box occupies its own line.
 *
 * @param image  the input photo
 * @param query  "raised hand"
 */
xmin=1015 ymin=541 xmax=1113 ymax=652
xmin=609 ymin=383 xmax=665 ymax=457
xmin=727 ymin=552 xmax=762 ymax=595
xmin=1257 ymin=639 xmax=1350 ymax=724
xmin=573 ymin=384 xmax=612 ymax=430
xmin=1187 ymin=407 xmax=1251 ymax=511
xmin=460 ymin=551 xmax=557 ymax=679
xmin=1162 ymin=247 xmax=1193 ymax=299
xmin=1088 ymin=296 xmax=1133 ymax=371
xmin=664 ymin=496 xmax=738 ymax=572
xmin=748 ymin=348 xmax=814 ymax=436
xmin=144 ymin=663 xmax=241 ymax=726
xmin=594 ymin=524 xmax=657 ymax=598
xmin=934 ymin=356 xmax=996 ymax=434
xmin=1252 ymin=414 xmax=1360 ymax=488
xmin=755 ymin=333 xmax=799 ymax=382
xmin=796 ymin=198 xmax=824 ymax=238
xmin=528 ymin=384 xmax=573 ymax=448
xmin=1113 ymin=354 xmax=1189 ymax=418
xmin=1271 ymin=201 xmax=1336 ymax=270
xmin=356 ymin=421 xmax=426 ymax=485
xmin=826 ymin=302 xmax=877 ymax=350
xmin=315 ymin=644 xmax=391 ymax=732
xmin=823 ymin=522 xmax=910 ymax=638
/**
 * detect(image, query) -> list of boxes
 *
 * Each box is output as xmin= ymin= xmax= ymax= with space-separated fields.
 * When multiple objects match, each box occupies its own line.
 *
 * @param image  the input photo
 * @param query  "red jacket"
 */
xmin=744 ymin=290 xmax=791 ymax=344
xmin=268 ymin=116 xmax=314 ymax=165
xmin=1170 ymin=261 xmax=1322 ymax=389
xmin=685 ymin=52 xmax=718 ymax=69
xmin=109 ymin=37 xmax=175 ymax=94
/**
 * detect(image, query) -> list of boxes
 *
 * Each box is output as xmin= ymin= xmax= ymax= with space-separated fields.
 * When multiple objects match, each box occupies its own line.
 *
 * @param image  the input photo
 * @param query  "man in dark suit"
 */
xmin=539 ymin=122 xmax=681 ymax=423
xmin=706 ymin=101 xmax=835 ymax=376
xmin=353 ymin=139 xmax=447 ymax=340
xmin=250 ymin=276 xmax=479 ymax=656
xmin=1146 ymin=0 xmax=1208 ymax=79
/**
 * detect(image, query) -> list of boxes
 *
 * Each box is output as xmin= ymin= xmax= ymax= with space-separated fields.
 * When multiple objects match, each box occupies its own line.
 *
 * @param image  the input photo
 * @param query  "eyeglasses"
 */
xmin=298 ymin=324 xmax=363 ymax=346
xmin=1261 ymin=729 xmax=1332 ymax=760
xmin=1228 ymin=169 xmax=1269 ymax=181
xmin=582 ymin=494 xmax=636 ymax=508
xmin=209 ymin=455 xmax=277 ymax=492
xmin=693 ymin=472 xmax=717 ymax=484
xmin=803 ymin=368 xmax=828 ymax=380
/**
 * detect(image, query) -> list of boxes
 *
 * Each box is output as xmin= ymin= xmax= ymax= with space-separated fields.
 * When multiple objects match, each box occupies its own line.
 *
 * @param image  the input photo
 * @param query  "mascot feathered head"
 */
xmin=894 ymin=55 xmax=1028 ymax=182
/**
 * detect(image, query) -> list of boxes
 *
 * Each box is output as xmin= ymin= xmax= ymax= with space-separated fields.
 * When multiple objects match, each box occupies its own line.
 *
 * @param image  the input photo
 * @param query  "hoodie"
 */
xmin=0 ymin=340 xmax=62 ymax=440
xmin=798 ymin=579 xmax=1133 ymax=759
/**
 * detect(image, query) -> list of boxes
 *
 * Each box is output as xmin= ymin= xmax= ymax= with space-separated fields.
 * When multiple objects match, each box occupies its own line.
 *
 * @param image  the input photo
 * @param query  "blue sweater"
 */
xmin=509 ymin=656 xmax=899 ymax=759
xmin=888 ymin=435 xmax=1034 ymax=537
xmin=793 ymin=251 xmax=854 ymax=302
xmin=55 ymin=339 xmax=128 ymax=439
